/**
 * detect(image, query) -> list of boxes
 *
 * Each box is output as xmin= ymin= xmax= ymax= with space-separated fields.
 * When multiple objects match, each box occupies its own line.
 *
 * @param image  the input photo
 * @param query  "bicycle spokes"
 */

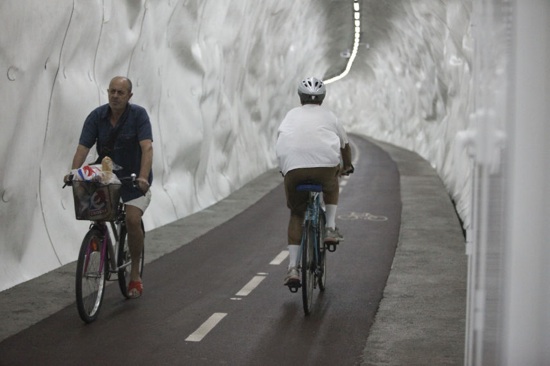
xmin=76 ymin=228 xmax=107 ymax=323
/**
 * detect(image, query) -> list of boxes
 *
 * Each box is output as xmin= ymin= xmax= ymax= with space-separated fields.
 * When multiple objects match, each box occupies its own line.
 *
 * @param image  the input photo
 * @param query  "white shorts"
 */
xmin=125 ymin=189 xmax=152 ymax=213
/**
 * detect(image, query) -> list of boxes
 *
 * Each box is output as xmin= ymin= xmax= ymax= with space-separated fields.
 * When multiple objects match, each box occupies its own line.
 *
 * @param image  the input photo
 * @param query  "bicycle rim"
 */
xmin=318 ymin=212 xmax=327 ymax=291
xmin=117 ymin=223 xmax=145 ymax=298
xmin=301 ymin=221 xmax=315 ymax=315
xmin=75 ymin=228 xmax=106 ymax=323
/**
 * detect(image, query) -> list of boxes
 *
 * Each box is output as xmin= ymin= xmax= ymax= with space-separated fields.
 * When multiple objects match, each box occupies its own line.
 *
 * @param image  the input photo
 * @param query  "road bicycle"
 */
xmin=287 ymin=183 xmax=337 ymax=315
xmin=287 ymin=167 xmax=354 ymax=315
xmin=65 ymin=175 xmax=144 ymax=323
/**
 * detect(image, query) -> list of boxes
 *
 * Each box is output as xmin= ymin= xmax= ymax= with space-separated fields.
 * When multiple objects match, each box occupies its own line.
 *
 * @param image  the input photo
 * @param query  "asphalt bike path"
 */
xmin=0 ymin=135 xmax=400 ymax=365
xmin=0 ymin=134 xmax=466 ymax=365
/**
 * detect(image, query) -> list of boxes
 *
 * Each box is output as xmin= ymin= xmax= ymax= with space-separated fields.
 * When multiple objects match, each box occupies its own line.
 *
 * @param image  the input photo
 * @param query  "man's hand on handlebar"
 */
xmin=63 ymin=174 xmax=74 ymax=188
xmin=340 ymin=164 xmax=354 ymax=176
xmin=136 ymin=177 xmax=150 ymax=194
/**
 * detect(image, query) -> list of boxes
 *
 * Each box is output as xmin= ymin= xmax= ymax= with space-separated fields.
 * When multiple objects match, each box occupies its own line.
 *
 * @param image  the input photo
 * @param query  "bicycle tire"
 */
xmin=117 ymin=220 xmax=145 ymax=298
xmin=301 ymin=220 xmax=315 ymax=315
xmin=75 ymin=227 xmax=107 ymax=323
xmin=317 ymin=211 xmax=327 ymax=291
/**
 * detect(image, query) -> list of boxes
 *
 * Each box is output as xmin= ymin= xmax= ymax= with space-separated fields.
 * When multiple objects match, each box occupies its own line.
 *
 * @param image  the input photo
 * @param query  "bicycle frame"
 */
xmin=303 ymin=191 xmax=323 ymax=268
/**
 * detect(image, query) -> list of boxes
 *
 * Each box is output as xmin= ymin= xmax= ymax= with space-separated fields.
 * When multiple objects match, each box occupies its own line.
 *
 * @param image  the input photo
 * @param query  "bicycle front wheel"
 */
xmin=301 ymin=220 xmax=315 ymax=315
xmin=75 ymin=227 xmax=107 ymax=323
xmin=117 ymin=221 xmax=145 ymax=298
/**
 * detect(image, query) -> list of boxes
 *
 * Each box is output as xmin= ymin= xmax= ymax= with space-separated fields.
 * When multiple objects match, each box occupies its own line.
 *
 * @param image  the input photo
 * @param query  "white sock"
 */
xmin=287 ymin=245 xmax=301 ymax=269
xmin=325 ymin=204 xmax=337 ymax=229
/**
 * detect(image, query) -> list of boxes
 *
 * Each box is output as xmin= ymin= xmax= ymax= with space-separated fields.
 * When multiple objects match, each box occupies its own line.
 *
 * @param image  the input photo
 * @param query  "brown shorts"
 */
xmin=284 ymin=166 xmax=340 ymax=215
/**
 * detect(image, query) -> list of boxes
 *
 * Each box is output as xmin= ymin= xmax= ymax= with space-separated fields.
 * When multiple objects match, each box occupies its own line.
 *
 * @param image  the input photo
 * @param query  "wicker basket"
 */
xmin=72 ymin=181 xmax=121 ymax=221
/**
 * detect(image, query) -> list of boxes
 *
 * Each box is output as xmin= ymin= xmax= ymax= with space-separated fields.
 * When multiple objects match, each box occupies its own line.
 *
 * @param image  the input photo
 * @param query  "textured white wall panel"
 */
xmin=0 ymin=0 xmax=333 ymax=291
xmin=329 ymin=0 xmax=474 ymax=228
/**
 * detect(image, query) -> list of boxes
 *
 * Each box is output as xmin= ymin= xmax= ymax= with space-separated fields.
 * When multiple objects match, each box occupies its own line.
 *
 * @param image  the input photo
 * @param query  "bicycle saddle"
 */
xmin=296 ymin=183 xmax=323 ymax=192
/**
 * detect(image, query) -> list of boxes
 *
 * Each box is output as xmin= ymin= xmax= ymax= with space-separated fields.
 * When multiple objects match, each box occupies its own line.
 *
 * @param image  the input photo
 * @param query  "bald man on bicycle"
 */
xmin=275 ymin=77 xmax=353 ymax=286
xmin=67 ymin=76 xmax=153 ymax=298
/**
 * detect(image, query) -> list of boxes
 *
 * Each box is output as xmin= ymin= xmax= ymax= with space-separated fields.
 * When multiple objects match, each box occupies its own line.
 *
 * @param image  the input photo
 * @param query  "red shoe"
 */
xmin=128 ymin=280 xmax=143 ymax=299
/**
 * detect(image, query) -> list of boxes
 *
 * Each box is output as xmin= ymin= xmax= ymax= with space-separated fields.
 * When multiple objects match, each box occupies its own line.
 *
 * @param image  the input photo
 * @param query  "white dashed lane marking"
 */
xmin=185 ymin=149 xmax=360 ymax=342
xmin=235 ymin=274 xmax=267 ymax=297
xmin=270 ymin=250 xmax=289 ymax=265
xmin=185 ymin=312 xmax=227 ymax=342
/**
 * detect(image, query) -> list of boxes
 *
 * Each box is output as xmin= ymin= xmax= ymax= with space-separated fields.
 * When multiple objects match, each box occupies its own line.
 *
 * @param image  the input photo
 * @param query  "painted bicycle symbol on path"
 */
xmin=338 ymin=212 xmax=388 ymax=222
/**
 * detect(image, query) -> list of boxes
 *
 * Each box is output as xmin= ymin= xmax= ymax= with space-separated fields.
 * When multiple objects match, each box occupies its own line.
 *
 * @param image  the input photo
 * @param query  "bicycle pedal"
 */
xmin=286 ymin=281 xmax=301 ymax=293
xmin=325 ymin=243 xmax=338 ymax=252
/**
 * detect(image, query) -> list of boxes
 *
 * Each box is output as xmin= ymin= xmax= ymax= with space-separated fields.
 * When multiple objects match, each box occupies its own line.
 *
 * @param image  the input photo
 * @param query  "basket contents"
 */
xmin=70 ymin=157 xmax=120 ymax=185
xmin=101 ymin=156 xmax=115 ymax=183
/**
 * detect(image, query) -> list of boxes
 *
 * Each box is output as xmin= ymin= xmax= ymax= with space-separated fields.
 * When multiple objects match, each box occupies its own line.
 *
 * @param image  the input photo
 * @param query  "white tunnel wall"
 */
xmin=0 ymin=0 xmax=334 ymax=291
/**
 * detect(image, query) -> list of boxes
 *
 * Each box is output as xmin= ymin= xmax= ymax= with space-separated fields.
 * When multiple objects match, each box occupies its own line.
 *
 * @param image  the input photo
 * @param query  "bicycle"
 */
xmin=64 ymin=174 xmax=144 ymax=323
xmin=286 ymin=182 xmax=336 ymax=315
xmin=300 ymin=182 xmax=333 ymax=315
xmin=286 ymin=166 xmax=354 ymax=315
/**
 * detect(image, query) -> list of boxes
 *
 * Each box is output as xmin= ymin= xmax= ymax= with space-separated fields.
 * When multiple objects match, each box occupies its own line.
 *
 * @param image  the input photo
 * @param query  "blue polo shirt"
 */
xmin=78 ymin=103 xmax=153 ymax=202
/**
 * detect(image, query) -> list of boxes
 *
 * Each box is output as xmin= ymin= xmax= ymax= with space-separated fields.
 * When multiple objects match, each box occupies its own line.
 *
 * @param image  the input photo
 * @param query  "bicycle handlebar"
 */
xmin=62 ymin=174 xmax=74 ymax=188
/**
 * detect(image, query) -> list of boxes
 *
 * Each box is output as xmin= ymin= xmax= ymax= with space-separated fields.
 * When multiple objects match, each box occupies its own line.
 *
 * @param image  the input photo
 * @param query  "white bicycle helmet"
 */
xmin=297 ymin=77 xmax=326 ymax=103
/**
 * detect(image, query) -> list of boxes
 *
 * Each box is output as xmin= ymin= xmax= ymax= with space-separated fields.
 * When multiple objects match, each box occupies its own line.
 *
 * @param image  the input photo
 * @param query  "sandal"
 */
xmin=128 ymin=280 xmax=143 ymax=299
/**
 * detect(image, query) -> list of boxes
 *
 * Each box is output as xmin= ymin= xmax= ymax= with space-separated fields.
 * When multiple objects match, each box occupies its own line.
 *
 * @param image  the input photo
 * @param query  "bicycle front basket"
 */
xmin=72 ymin=181 xmax=122 ymax=221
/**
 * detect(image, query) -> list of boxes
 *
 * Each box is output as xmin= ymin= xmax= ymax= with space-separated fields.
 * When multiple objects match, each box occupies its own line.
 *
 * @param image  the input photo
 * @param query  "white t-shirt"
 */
xmin=276 ymin=104 xmax=349 ymax=175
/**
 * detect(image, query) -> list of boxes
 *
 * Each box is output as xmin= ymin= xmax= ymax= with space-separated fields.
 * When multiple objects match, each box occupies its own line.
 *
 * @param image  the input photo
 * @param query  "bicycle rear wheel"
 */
xmin=75 ymin=227 xmax=107 ymax=323
xmin=117 ymin=221 xmax=145 ymax=298
xmin=301 ymin=220 xmax=315 ymax=315
xmin=317 ymin=211 xmax=327 ymax=291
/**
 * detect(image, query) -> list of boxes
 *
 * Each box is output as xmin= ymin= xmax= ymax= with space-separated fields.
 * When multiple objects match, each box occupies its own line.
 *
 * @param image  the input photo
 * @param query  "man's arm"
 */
xmin=137 ymin=139 xmax=153 ymax=192
xmin=340 ymin=143 xmax=353 ymax=172
xmin=71 ymin=144 xmax=90 ymax=169
xmin=63 ymin=144 xmax=90 ymax=184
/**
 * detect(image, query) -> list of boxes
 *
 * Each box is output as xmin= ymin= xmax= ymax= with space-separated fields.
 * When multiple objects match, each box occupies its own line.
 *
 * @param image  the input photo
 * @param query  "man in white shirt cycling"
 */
xmin=276 ymin=76 xmax=353 ymax=287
